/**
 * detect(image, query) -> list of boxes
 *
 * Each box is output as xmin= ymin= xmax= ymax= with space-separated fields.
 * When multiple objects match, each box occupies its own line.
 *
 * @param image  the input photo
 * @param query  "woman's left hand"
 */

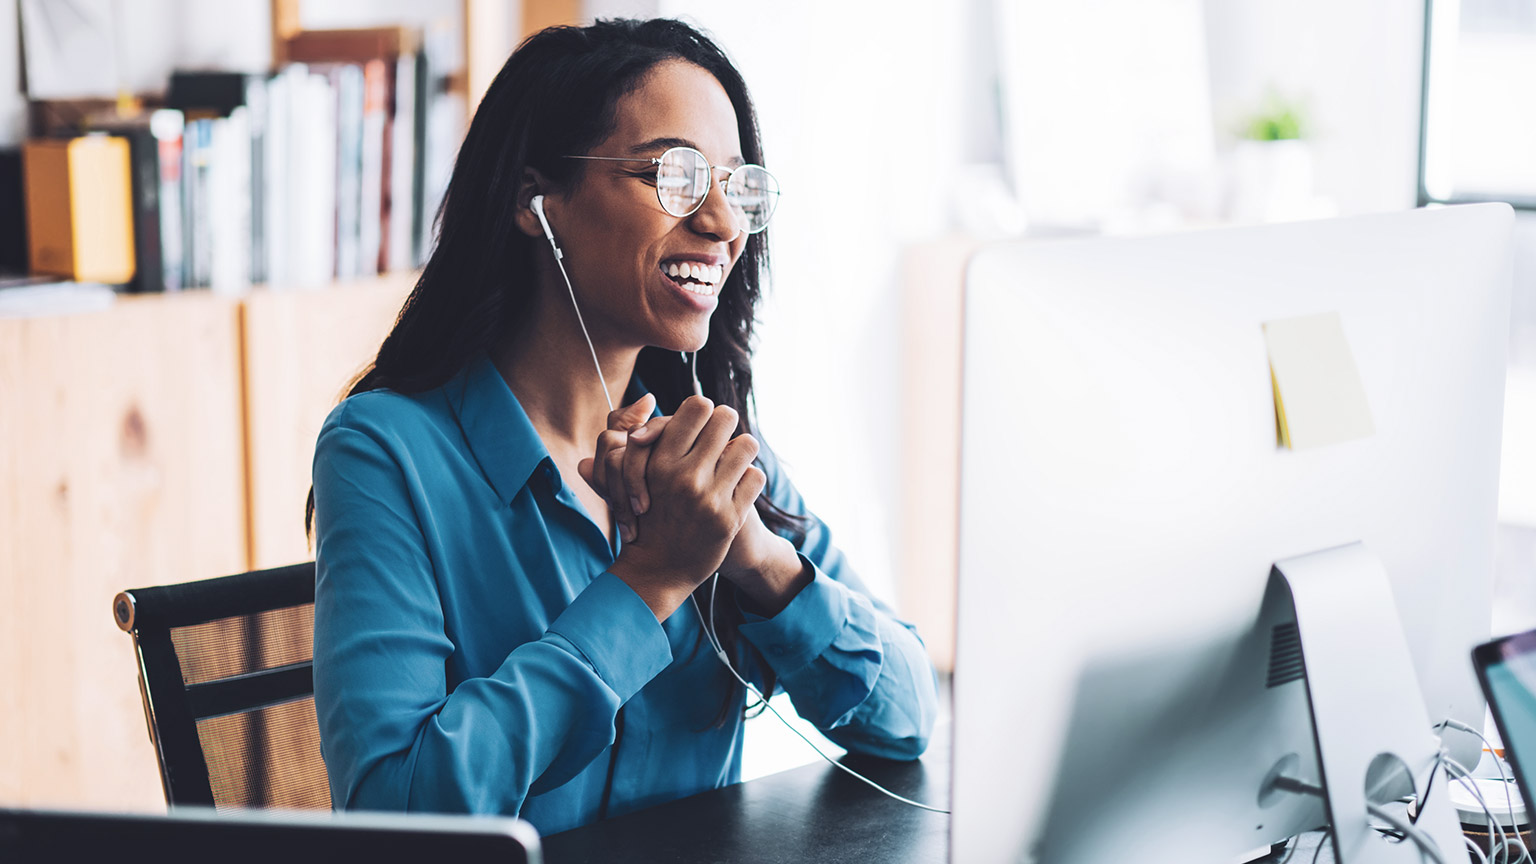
xmin=590 ymin=414 xmax=811 ymax=615
xmin=716 ymin=505 xmax=812 ymax=616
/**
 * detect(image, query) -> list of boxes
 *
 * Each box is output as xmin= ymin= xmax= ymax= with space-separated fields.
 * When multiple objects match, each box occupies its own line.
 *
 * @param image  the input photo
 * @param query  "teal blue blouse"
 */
xmin=311 ymin=355 xmax=938 ymax=836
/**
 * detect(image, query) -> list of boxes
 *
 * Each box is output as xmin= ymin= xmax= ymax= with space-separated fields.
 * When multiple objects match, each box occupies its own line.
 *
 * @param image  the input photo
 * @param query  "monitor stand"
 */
xmin=1265 ymin=542 xmax=1468 ymax=864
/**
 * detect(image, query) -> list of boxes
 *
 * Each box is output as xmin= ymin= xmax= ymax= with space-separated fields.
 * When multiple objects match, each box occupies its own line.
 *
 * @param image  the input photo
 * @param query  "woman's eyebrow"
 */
xmin=629 ymin=136 xmax=746 ymax=167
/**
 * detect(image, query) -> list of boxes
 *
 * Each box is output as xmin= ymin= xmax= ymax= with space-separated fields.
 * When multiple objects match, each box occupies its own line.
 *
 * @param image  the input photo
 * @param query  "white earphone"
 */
xmin=530 ymin=194 xmax=561 ymax=256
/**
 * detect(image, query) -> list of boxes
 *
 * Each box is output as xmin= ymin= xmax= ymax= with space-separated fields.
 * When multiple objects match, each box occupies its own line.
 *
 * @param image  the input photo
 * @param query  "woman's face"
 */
xmin=542 ymin=59 xmax=750 ymax=353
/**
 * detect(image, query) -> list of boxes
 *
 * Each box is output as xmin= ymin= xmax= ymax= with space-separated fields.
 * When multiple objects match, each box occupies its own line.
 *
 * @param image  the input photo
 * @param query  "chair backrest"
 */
xmin=114 ymin=562 xmax=329 ymax=808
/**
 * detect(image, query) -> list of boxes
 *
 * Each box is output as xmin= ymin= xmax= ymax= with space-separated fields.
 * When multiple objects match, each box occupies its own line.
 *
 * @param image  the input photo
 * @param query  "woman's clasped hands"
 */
xmin=577 ymin=394 xmax=809 ymax=621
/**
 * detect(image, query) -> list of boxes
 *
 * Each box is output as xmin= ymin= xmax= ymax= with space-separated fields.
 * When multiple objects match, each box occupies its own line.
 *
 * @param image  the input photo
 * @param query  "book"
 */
xmin=331 ymin=64 xmax=364 ymax=280
xmin=245 ymin=76 xmax=269 ymax=286
xmin=0 ymin=150 xmax=27 ymax=274
xmin=208 ymin=106 xmax=251 ymax=296
xmin=82 ymin=116 xmax=165 ymax=294
xmin=23 ymin=135 xmax=136 ymax=285
xmin=184 ymin=117 xmax=212 ymax=288
xmin=150 ymin=110 xmax=185 ymax=292
xmin=289 ymin=66 xmax=337 ymax=288
xmin=386 ymin=52 xmax=417 ymax=274
xmin=358 ymin=58 xmax=387 ymax=278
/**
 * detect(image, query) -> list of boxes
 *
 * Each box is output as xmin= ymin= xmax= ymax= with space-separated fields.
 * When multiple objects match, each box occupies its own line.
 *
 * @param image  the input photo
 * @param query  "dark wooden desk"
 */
xmin=542 ymin=734 xmax=951 ymax=863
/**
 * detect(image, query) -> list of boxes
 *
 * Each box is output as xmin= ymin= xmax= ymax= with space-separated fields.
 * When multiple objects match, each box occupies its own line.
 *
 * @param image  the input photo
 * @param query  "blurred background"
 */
xmin=3 ymin=0 xmax=1535 ymax=813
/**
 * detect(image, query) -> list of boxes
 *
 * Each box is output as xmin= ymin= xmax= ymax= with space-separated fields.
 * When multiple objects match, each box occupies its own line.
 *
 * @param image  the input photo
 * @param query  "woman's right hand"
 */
xmin=608 ymin=395 xmax=766 ymax=621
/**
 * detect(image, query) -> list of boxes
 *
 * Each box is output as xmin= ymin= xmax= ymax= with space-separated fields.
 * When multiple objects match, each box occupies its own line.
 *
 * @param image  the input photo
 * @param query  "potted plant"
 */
xmin=1229 ymin=91 xmax=1319 ymax=223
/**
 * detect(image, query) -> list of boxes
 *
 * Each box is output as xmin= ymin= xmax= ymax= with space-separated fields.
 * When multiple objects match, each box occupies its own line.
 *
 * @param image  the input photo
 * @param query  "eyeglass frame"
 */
xmin=563 ymin=146 xmax=780 ymax=234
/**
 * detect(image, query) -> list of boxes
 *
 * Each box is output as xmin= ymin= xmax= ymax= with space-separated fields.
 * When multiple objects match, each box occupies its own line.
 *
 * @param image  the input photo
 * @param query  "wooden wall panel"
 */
xmin=0 ymin=293 xmax=247 ymax=810
xmin=242 ymin=274 xmax=415 ymax=571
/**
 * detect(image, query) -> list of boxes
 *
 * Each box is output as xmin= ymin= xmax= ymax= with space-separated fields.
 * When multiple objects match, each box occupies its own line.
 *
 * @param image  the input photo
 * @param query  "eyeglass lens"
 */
xmin=656 ymin=147 xmax=780 ymax=234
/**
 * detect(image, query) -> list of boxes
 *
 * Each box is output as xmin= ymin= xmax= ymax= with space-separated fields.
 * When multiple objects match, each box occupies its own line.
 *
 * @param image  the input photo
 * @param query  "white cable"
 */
xmin=1436 ymin=719 xmax=1529 ymax=864
xmin=1470 ymin=836 xmax=1494 ymax=864
xmin=1444 ymin=754 xmax=1530 ymax=864
xmin=1366 ymin=800 xmax=1448 ymax=864
xmin=537 ymin=218 xmax=614 ymax=414
xmin=682 ymin=351 xmax=703 ymax=398
xmin=689 ymin=574 xmax=950 ymax=815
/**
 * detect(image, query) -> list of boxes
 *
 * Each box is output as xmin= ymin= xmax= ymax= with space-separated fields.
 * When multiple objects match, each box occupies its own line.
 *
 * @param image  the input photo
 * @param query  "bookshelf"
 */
xmin=0 ymin=0 xmax=579 ymax=811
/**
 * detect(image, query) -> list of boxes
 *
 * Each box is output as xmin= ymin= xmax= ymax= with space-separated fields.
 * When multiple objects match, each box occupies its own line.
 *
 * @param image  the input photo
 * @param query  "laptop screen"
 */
xmin=1474 ymin=629 xmax=1536 ymax=819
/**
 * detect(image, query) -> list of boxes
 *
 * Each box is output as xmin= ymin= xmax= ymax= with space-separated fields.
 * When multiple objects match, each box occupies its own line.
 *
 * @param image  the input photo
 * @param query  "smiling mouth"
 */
xmin=661 ymin=261 xmax=724 ymax=297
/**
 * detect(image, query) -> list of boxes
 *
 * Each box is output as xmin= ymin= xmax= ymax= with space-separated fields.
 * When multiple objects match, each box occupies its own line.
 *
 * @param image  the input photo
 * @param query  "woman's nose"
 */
xmin=687 ymin=177 xmax=743 ymax=243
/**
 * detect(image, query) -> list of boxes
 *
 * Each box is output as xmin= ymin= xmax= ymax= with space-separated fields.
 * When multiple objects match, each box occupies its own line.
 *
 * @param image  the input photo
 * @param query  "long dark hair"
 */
xmin=307 ymin=18 xmax=804 ymax=724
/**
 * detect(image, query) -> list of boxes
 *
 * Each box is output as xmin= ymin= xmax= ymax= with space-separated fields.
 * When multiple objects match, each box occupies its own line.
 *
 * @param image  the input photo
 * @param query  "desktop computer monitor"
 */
xmin=952 ymin=204 xmax=1514 ymax=863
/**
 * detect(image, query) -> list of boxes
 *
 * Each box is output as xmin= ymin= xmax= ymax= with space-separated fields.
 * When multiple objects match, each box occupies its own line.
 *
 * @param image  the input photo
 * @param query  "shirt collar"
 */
xmin=447 ymin=354 xmax=549 ymax=504
xmin=446 ymin=354 xmax=659 ymax=504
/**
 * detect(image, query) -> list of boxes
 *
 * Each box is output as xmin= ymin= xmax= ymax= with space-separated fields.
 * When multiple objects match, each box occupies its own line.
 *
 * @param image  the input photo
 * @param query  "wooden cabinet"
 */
xmin=0 ymin=293 xmax=247 ymax=809
xmin=243 ymin=273 xmax=415 ymax=570
xmin=0 ymin=276 xmax=411 ymax=810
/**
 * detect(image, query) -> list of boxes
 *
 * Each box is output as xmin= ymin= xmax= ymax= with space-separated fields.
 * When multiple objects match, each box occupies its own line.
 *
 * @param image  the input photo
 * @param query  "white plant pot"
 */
xmin=1229 ymin=139 xmax=1316 ymax=223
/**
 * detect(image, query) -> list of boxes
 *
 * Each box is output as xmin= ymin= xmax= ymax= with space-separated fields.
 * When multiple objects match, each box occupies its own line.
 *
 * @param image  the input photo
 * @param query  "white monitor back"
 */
xmin=953 ymin=205 xmax=1513 ymax=863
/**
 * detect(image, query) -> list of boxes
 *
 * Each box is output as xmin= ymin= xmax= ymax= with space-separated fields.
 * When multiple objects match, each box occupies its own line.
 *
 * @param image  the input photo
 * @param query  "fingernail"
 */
xmin=631 ymin=496 xmax=644 ymax=515
xmin=620 ymin=523 xmax=635 ymax=543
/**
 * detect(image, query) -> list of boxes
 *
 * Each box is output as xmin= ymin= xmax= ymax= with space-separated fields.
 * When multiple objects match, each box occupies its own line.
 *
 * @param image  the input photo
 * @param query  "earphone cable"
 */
xmin=691 ymin=575 xmax=950 ymax=815
xmin=540 ymin=226 xmax=614 ymax=414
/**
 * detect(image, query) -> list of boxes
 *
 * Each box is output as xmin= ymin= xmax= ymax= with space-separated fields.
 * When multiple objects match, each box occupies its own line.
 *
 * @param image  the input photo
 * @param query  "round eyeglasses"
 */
xmin=566 ymin=146 xmax=781 ymax=235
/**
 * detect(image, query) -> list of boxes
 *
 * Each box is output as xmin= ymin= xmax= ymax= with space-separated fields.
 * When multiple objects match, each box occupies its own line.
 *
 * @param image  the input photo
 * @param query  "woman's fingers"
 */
xmin=655 ymin=395 xmax=716 ymax=461
xmin=608 ymin=392 xmax=656 ymax=431
xmin=603 ymin=443 xmax=636 ymax=542
xmin=624 ymin=416 xmax=671 ymax=515
xmin=588 ymin=429 xmax=628 ymax=496
xmin=688 ymin=405 xmax=739 ymax=464
xmin=731 ymin=465 xmax=768 ymax=512
xmin=714 ymin=433 xmax=760 ymax=484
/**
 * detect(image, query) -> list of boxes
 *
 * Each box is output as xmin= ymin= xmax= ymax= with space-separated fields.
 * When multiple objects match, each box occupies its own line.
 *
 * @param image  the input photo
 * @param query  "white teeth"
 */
xmin=660 ymin=261 xmax=724 ymax=295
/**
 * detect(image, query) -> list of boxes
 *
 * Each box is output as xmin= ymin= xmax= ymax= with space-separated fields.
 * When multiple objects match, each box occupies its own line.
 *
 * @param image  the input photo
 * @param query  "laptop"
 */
xmin=0 ymin=806 xmax=541 ymax=864
xmin=1472 ymin=627 xmax=1536 ymax=822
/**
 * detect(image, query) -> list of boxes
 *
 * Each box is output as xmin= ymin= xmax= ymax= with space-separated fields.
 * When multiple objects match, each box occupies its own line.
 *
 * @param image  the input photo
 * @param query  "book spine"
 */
xmin=359 ymin=58 xmax=386 ymax=278
xmin=264 ymin=69 xmax=291 ymax=288
xmin=186 ymin=119 xmax=212 ymax=289
xmin=246 ymin=76 xmax=268 ymax=286
xmin=334 ymin=64 xmax=363 ymax=280
xmin=295 ymin=69 xmax=337 ymax=287
xmin=121 ymin=128 xmax=163 ymax=293
xmin=152 ymin=110 xmax=184 ymax=292
xmin=387 ymin=53 xmax=416 ymax=274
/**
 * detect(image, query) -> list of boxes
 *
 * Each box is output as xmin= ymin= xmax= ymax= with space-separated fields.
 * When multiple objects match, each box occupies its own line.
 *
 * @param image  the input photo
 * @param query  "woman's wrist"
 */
xmin=609 ymin=550 xmax=702 ymax=622
xmin=725 ymin=535 xmax=811 ymax=617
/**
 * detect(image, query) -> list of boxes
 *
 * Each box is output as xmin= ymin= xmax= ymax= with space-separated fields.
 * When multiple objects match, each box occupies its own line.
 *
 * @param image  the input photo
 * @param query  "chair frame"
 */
xmin=113 ymin=562 xmax=318 ymax=806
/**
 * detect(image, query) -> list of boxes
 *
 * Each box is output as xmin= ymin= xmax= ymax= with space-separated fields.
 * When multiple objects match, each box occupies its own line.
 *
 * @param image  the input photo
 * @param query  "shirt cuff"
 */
xmin=546 ymin=572 xmax=674 ymax=702
xmin=737 ymin=555 xmax=849 ymax=675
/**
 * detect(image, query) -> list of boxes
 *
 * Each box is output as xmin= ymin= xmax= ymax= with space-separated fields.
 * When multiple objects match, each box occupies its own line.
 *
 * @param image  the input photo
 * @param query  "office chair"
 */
xmin=113 ymin=562 xmax=330 ymax=808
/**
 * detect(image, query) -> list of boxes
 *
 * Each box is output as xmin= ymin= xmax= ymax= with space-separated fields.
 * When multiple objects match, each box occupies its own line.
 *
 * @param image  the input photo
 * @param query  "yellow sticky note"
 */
xmin=1263 ymin=312 xmax=1375 ymax=450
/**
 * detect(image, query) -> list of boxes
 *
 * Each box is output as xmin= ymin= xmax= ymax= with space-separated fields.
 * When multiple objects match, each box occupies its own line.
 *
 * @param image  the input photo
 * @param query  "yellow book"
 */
xmin=23 ymin=135 xmax=136 ymax=284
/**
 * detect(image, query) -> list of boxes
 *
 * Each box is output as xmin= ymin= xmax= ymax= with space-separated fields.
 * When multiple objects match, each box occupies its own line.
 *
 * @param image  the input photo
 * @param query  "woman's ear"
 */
xmin=514 ymin=168 xmax=552 ymax=239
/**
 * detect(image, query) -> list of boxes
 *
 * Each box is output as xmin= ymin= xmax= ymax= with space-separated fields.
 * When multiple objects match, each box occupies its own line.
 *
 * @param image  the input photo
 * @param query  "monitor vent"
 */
xmin=1266 ymin=622 xmax=1305 ymax=688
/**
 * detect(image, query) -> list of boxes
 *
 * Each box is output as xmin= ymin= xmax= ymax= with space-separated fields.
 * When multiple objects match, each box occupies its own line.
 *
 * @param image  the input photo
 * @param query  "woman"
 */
xmin=310 ymin=18 xmax=937 ymax=836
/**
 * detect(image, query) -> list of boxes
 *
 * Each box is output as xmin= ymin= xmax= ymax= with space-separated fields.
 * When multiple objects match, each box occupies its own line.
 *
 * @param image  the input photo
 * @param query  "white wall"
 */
xmin=655 ymin=0 xmax=967 ymax=606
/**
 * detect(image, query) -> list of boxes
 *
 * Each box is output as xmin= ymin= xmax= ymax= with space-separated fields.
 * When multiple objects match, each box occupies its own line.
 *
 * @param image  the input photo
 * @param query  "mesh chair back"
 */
xmin=114 ymin=562 xmax=330 ymax=809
